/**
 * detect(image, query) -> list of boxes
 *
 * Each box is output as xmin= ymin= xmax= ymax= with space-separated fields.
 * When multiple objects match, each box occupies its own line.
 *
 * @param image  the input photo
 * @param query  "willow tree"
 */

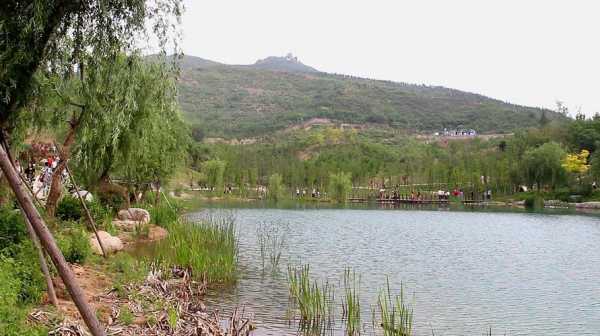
xmin=0 ymin=2 xmax=182 ymax=335
xmin=114 ymin=60 xmax=190 ymax=203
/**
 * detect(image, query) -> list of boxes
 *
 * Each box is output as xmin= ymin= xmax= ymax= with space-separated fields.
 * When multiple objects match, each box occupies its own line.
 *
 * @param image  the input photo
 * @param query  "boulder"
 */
xmin=90 ymin=231 xmax=124 ymax=255
xmin=117 ymin=208 xmax=150 ymax=224
xmin=71 ymin=190 xmax=93 ymax=202
xmin=113 ymin=219 xmax=139 ymax=231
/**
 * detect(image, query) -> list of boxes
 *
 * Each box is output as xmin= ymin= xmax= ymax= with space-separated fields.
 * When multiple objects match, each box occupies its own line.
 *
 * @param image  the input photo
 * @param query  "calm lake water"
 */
xmin=189 ymin=204 xmax=600 ymax=336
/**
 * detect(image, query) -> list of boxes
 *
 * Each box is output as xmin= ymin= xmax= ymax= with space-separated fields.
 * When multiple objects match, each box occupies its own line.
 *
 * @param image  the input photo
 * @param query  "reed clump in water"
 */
xmin=376 ymin=277 xmax=413 ymax=336
xmin=287 ymin=265 xmax=335 ymax=334
xmin=256 ymin=220 xmax=288 ymax=274
xmin=155 ymin=212 xmax=238 ymax=284
xmin=342 ymin=268 xmax=361 ymax=335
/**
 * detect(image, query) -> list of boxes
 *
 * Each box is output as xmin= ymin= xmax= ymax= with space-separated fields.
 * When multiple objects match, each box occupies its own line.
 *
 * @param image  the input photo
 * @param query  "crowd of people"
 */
xmin=16 ymin=148 xmax=67 ymax=199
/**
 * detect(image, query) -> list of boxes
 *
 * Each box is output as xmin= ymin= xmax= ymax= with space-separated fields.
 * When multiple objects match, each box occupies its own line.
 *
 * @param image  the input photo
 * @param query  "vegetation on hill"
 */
xmin=177 ymin=55 xmax=565 ymax=139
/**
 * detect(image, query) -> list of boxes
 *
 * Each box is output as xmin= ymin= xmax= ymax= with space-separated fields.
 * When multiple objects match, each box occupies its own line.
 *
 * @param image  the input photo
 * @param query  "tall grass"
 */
xmin=376 ymin=277 xmax=413 ymax=336
xmin=342 ymin=268 xmax=361 ymax=335
xmin=257 ymin=220 xmax=288 ymax=274
xmin=155 ymin=212 xmax=238 ymax=284
xmin=287 ymin=265 xmax=335 ymax=334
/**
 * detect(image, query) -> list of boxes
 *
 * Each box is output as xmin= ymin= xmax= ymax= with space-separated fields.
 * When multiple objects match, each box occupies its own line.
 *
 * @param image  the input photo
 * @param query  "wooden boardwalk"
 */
xmin=348 ymin=197 xmax=486 ymax=205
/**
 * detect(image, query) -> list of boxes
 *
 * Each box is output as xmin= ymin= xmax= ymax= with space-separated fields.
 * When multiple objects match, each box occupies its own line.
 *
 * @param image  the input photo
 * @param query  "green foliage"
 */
xmin=0 ymin=253 xmax=47 ymax=336
xmin=119 ymin=305 xmax=135 ymax=325
xmin=108 ymin=253 xmax=148 ymax=297
xmin=177 ymin=56 xmax=566 ymax=139
xmin=0 ymin=206 xmax=27 ymax=253
xmin=521 ymin=142 xmax=566 ymax=190
xmin=328 ymin=172 xmax=352 ymax=202
xmin=267 ymin=173 xmax=284 ymax=201
xmin=149 ymin=202 xmax=179 ymax=228
xmin=377 ymin=278 xmax=413 ymax=336
xmin=155 ymin=213 xmax=238 ymax=283
xmin=57 ymin=228 xmax=91 ymax=265
xmin=523 ymin=194 xmax=544 ymax=210
xmin=202 ymin=159 xmax=226 ymax=191
xmin=56 ymin=196 xmax=83 ymax=222
xmin=287 ymin=265 xmax=335 ymax=333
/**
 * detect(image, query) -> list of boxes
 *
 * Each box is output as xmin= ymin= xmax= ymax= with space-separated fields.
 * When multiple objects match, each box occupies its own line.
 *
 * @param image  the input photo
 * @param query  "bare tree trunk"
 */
xmin=65 ymin=162 xmax=107 ymax=258
xmin=0 ymin=143 xmax=106 ymax=336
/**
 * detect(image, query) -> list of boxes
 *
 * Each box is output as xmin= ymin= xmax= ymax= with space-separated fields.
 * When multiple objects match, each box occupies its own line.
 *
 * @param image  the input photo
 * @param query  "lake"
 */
xmin=189 ymin=204 xmax=600 ymax=335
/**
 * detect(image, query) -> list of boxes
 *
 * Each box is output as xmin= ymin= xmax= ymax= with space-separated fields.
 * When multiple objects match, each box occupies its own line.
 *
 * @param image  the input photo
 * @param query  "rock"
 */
xmin=113 ymin=219 xmax=140 ymax=231
xmin=71 ymin=190 xmax=93 ymax=202
xmin=117 ymin=208 xmax=150 ymax=224
xmin=90 ymin=231 xmax=124 ymax=255
xmin=148 ymin=225 xmax=168 ymax=241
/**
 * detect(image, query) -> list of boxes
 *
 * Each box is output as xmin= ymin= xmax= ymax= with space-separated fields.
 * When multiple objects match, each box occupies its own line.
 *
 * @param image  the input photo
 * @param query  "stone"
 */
xmin=90 ymin=231 xmax=124 ymax=255
xmin=117 ymin=208 xmax=150 ymax=224
xmin=72 ymin=190 xmax=93 ymax=202
xmin=113 ymin=219 xmax=139 ymax=231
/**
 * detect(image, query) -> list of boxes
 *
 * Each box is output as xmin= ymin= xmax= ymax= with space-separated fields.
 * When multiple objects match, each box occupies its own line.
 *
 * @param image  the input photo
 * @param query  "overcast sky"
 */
xmin=181 ymin=0 xmax=599 ymax=116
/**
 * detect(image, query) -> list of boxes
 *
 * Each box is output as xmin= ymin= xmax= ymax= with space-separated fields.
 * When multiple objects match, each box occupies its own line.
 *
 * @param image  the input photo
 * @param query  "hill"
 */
xmin=176 ymin=55 xmax=564 ymax=138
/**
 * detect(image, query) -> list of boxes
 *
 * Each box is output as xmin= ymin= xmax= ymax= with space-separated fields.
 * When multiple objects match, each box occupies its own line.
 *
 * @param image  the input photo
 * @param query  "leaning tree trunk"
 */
xmin=0 ymin=142 xmax=106 ymax=336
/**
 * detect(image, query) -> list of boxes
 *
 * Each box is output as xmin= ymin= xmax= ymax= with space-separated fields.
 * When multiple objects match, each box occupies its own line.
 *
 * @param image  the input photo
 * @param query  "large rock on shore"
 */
xmin=117 ymin=208 xmax=150 ymax=224
xmin=90 ymin=231 xmax=123 ymax=255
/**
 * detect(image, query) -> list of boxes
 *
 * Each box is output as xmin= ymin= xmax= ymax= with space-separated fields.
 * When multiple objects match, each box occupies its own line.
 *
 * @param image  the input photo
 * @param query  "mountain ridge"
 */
xmin=174 ymin=54 xmax=565 ymax=138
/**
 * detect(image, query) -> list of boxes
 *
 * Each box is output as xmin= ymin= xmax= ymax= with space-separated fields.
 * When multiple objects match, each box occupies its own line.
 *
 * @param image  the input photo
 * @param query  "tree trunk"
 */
xmin=46 ymin=117 xmax=80 ymax=217
xmin=65 ymin=162 xmax=107 ymax=258
xmin=0 ymin=144 xmax=106 ymax=336
xmin=22 ymin=211 xmax=59 ymax=307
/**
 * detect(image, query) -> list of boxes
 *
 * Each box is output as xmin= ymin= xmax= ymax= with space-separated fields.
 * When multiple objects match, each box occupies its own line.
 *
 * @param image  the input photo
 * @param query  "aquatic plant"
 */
xmin=257 ymin=220 xmax=288 ymax=274
xmin=376 ymin=278 xmax=413 ymax=336
xmin=287 ymin=265 xmax=335 ymax=334
xmin=342 ymin=268 xmax=361 ymax=335
xmin=155 ymin=212 xmax=238 ymax=283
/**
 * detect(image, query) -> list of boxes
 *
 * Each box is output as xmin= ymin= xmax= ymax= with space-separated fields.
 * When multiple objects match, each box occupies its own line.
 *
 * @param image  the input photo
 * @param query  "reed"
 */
xmin=376 ymin=278 xmax=413 ymax=336
xmin=287 ymin=265 xmax=335 ymax=334
xmin=342 ymin=268 xmax=361 ymax=335
xmin=256 ymin=220 xmax=287 ymax=274
xmin=155 ymin=212 xmax=238 ymax=284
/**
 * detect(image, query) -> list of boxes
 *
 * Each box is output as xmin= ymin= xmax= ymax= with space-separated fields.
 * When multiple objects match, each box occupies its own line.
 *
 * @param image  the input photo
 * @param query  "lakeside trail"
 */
xmin=31 ymin=222 xmax=253 ymax=336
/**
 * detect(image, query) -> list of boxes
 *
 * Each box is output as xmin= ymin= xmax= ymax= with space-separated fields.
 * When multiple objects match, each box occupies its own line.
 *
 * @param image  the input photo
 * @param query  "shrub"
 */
xmin=267 ymin=173 xmax=284 ymax=201
xmin=0 ymin=255 xmax=47 ymax=336
xmin=523 ymin=194 xmax=544 ymax=209
xmin=56 ymin=196 xmax=83 ymax=222
xmin=328 ymin=172 xmax=352 ymax=202
xmin=57 ymin=228 xmax=91 ymax=265
xmin=0 ymin=206 xmax=27 ymax=253
xmin=97 ymin=183 xmax=128 ymax=210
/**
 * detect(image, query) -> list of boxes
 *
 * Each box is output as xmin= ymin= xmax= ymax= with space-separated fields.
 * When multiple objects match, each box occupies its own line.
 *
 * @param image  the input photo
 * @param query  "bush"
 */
xmin=97 ymin=183 xmax=128 ymax=210
xmin=328 ymin=172 xmax=352 ymax=202
xmin=57 ymin=228 xmax=91 ymax=265
xmin=267 ymin=173 xmax=284 ymax=201
xmin=56 ymin=196 xmax=83 ymax=222
xmin=0 ymin=255 xmax=47 ymax=336
xmin=0 ymin=206 xmax=27 ymax=254
xmin=523 ymin=194 xmax=544 ymax=209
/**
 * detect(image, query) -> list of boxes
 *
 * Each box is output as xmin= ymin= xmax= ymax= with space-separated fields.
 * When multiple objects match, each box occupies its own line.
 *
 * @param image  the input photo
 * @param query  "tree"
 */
xmin=328 ymin=172 xmax=352 ymax=202
xmin=0 ymin=2 xmax=182 ymax=335
xmin=521 ymin=142 xmax=566 ymax=190
xmin=267 ymin=173 xmax=284 ymax=201
xmin=203 ymin=159 xmax=226 ymax=191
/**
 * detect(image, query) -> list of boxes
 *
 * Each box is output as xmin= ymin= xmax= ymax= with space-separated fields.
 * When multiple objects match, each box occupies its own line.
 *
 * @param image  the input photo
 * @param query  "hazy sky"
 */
xmin=181 ymin=0 xmax=599 ymax=116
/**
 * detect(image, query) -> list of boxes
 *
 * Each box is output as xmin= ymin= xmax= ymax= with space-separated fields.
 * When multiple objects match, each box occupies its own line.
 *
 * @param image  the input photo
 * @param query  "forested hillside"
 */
xmin=176 ymin=55 xmax=565 ymax=138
